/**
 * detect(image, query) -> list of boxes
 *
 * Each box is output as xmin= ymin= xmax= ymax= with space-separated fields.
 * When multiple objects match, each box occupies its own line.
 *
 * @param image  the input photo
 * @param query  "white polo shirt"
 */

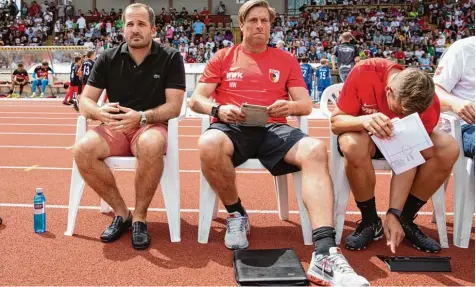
xmin=433 ymin=36 xmax=475 ymax=103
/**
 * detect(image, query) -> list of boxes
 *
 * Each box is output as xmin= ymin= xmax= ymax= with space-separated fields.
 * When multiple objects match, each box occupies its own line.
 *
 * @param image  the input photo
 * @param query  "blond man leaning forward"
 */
xmin=331 ymin=58 xmax=458 ymax=254
xmin=190 ymin=1 xmax=369 ymax=286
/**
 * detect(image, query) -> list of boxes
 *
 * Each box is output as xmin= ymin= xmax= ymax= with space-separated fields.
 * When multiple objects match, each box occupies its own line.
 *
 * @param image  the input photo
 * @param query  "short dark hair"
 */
xmin=41 ymin=61 xmax=48 ymax=66
xmin=122 ymin=3 xmax=155 ymax=27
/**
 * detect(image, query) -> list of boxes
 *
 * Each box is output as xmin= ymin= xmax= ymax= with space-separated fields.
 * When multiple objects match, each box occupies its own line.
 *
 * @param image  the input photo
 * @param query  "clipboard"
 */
xmin=238 ymin=103 xmax=269 ymax=127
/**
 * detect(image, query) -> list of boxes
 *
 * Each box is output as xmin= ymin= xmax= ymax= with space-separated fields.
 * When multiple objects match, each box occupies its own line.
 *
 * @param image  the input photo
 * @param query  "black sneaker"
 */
xmin=400 ymin=217 xmax=441 ymax=253
xmin=345 ymin=218 xmax=384 ymax=251
xmin=100 ymin=211 xmax=132 ymax=243
xmin=132 ymin=221 xmax=151 ymax=250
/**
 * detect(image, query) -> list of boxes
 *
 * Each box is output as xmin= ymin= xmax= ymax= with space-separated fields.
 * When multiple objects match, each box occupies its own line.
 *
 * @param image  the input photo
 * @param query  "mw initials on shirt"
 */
xmin=229 ymin=82 xmax=237 ymax=88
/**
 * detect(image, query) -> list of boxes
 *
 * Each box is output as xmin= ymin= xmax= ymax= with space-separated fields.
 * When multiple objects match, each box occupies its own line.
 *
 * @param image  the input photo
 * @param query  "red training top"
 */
xmin=336 ymin=58 xmax=440 ymax=134
xmin=199 ymin=44 xmax=307 ymax=124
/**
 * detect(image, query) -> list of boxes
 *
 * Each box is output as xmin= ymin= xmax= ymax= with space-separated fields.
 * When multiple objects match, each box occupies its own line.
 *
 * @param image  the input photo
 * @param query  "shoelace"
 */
xmin=227 ymin=216 xmax=246 ymax=234
xmin=354 ymin=219 xmax=376 ymax=235
xmin=324 ymin=254 xmax=356 ymax=275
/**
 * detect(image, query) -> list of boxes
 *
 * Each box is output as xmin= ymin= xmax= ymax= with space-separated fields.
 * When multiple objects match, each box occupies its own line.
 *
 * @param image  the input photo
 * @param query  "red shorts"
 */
xmin=92 ymin=123 xmax=168 ymax=157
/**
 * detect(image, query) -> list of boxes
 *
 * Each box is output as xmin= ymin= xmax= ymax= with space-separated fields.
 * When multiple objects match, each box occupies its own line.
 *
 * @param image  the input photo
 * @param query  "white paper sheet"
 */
xmin=238 ymin=103 xmax=269 ymax=127
xmin=371 ymin=113 xmax=433 ymax=175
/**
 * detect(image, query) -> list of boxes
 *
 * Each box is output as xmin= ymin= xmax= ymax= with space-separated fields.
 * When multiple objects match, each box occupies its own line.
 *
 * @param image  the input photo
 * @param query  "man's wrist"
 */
xmin=386 ymin=208 xmax=402 ymax=219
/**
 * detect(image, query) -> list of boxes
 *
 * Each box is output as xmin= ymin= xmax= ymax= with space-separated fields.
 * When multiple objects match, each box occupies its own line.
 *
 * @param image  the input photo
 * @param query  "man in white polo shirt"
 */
xmin=433 ymin=36 xmax=475 ymax=167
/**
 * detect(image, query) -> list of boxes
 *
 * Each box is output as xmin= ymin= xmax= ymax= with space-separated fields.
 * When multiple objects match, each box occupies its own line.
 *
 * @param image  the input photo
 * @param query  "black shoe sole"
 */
xmin=412 ymin=243 xmax=441 ymax=253
xmin=101 ymin=233 xmax=127 ymax=243
xmin=132 ymin=239 xmax=150 ymax=250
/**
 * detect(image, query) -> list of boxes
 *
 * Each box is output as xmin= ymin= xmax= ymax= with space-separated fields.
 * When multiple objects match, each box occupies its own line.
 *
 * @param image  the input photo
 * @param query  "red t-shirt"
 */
xmin=336 ymin=58 xmax=440 ymax=134
xmin=199 ymin=44 xmax=307 ymax=124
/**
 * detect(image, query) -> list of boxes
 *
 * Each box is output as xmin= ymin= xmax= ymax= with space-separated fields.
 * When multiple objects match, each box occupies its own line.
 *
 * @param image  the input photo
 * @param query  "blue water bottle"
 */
xmin=34 ymin=188 xmax=46 ymax=233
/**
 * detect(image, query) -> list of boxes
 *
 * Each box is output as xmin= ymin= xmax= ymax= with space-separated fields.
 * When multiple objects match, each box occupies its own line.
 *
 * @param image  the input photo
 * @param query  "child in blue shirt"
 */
xmin=300 ymin=57 xmax=314 ymax=96
xmin=315 ymin=58 xmax=332 ymax=102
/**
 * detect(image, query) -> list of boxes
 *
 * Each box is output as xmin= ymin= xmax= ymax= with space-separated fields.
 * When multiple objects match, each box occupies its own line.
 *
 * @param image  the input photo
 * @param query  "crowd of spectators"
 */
xmin=273 ymin=0 xmax=474 ymax=71
xmin=0 ymin=0 xmax=474 ymax=70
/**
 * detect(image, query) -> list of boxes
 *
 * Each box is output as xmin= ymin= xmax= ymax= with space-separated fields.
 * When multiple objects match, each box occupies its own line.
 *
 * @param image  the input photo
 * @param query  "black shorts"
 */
xmin=336 ymin=134 xmax=385 ymax=159
xmin=14 ymin=79 xmax=26 ymax=85
xmin=208 ymin=122 xmax=308 ymax=176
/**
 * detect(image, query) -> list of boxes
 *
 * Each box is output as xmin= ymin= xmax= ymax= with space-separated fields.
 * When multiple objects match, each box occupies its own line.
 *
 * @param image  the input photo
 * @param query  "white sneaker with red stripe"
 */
xmin=307 ymin=247 xmax=370 ymax=286
xmin=224 ymin=211 xmax=250 ymax=249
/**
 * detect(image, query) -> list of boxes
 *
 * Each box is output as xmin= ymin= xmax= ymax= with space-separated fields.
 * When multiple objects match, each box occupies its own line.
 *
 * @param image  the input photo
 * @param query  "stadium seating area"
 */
xmin=0 ymin=0 xmax=473 ymax=67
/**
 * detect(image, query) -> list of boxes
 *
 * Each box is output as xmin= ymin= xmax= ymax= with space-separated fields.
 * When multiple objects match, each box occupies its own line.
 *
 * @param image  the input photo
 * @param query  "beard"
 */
xmin=127 ymin=35 xmax=150 ymax=49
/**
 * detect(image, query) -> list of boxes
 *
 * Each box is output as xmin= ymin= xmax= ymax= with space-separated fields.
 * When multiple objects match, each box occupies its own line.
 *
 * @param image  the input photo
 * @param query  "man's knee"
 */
xmin=41 ymin=79 xmax=48 ymax=84
xmin=295 ymin=138 xmax=328 ymax=167
xmin=135 ymin=129 xmax=167 ymax=161
xmin=73 ymin=131 xmax=108 ymax=164
xmin=427 ymin=131 xmax=460 ymax=172
xmin=198 ymin=130 xmax=233 ymax=164
xmin=338 ymin=132 xmax=372 ymax=165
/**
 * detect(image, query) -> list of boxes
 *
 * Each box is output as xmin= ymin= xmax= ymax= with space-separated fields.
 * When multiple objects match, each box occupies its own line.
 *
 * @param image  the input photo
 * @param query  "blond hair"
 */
xmin=394 ymin=68 xmax=435 ymax=115
xmin=341 ymin=32 xmax=352 ymax=42
xmin=238 ymin=0 xmax=276 ymax=25
xmin=320 ymin=58 xmax=328 ymax=65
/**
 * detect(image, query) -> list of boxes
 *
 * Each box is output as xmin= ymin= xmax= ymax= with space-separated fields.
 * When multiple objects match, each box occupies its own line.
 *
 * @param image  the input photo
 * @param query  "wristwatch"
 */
xmin=139 ymin=111 xmax=147 ymax=127
xmin=386 ymin=208 xmax=402 ymax=218
xmin=211 ymin=105 xmax=221 ymax=119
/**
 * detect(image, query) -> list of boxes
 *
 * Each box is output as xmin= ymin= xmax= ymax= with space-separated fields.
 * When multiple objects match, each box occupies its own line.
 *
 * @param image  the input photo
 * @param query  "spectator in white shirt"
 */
xmin=76 ymin=14 xmax=86 ymax=30
xmin=434 ymin=36 xmax=475 ymax=168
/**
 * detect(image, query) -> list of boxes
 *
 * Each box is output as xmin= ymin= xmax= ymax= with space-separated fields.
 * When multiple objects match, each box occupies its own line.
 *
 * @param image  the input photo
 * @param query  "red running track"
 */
xmin=0 ymin=100 xmax=473 ymax=286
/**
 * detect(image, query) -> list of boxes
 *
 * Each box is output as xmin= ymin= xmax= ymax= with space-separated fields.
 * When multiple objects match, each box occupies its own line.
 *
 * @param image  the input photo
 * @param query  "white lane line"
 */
xmin=0 ymin=105 xmax=72 ymax=108
xmin=0 ymin=145 xmax=200 ymax=151
xmin=0 ymin=132 xmax=331 ymax=139
xmin=0 ymin=132 xmax=75 ymax=135
xmin=0 ymin=203 xmax=452 ymax=216
xmin=0 ymin=123 xmax=80 ymax=126
xmin=0 ymin=117 xmax=78 ymax=120
xmin=0 ymin=165 xmax=393 ymax=174
xmin=0 ymin=112 xmax=79 ymax=115
xmin=0 ymin=123 xmax=330 ymax=130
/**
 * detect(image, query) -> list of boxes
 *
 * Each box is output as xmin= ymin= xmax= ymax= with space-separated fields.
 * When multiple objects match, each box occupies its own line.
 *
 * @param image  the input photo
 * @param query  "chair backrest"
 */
xmin=97 ymin=90 xmax=107 ymax=106
xmin=320 ymin=83 xmax=344 ymax=119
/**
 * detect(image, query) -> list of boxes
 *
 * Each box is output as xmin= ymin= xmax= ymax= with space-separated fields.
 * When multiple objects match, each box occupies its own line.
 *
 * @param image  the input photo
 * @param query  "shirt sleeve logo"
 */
xmin=269 ymin=69 xmax=280 ymax=83
xmin=435 ymin=66 xmax=444 ymax=76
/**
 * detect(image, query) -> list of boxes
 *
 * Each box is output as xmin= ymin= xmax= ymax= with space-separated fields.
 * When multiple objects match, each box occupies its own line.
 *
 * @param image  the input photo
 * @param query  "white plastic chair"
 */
xmin=440 ymin=113 xmax=474 ymax=248
xmin=197 ymin=116 xmax=313 ymax=245
xmin=320 ymin=84 xmax=449 ymax=248
xmin=64 ymin=91 xmax=188 ymax=243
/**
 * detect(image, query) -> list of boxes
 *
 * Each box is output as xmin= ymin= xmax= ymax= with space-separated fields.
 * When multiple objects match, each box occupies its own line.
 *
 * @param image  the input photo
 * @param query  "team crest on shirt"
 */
xmin=269 ymin=69 xmax=280 ymax=83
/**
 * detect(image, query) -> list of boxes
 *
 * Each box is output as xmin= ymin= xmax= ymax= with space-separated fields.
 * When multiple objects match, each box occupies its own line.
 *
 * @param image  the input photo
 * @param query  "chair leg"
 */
xmin=100 ymin=199 xmax=112 ymax=214
xmin=64 ymin=161 xmax=87 ymax=236
xmin=431 ymin=184 xmax=448 ymax=248
xmin=274 ymin=175 xmax=289 ymax=220
xmin=432 ymin=178 xmax=450 ymax=224
xmin=333 ymin=159 xmax=350 ymax=245
xmin=212 ymin=197 xmax=219 ymax=220
xmin=292 ymin=172 xmax=313 ymax=245
xmin=160 ymin=162 xmax=181 ymax=243
xmin=453 ymin=159 xmax=475 ymax=248
xmin=198 ymin=171 xmax=217 ymax=244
